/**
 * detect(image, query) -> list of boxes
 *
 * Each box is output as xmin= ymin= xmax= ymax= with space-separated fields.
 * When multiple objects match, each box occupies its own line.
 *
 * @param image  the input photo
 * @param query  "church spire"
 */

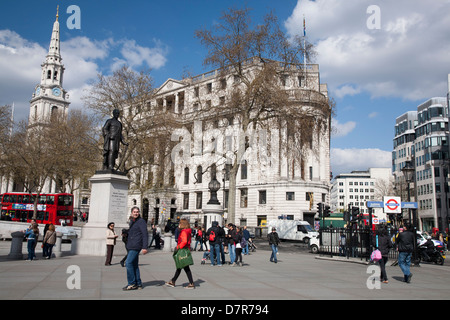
xmin=47 ymin=6 xmax=61 ymax=60
xmin=29 ymin=8 xmax=70 ymax=126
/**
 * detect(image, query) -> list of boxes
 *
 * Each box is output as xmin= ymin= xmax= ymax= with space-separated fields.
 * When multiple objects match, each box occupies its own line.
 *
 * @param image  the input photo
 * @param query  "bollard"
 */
xmin=163 ymin=232 xmax=173 ymax=252
xmin=69 ymin=235 xmax=78 ymax=255
xmin=8 ymin=231 xmax=24 ymax=260
xmin=53 ymin=232 xmax=63 ymax=258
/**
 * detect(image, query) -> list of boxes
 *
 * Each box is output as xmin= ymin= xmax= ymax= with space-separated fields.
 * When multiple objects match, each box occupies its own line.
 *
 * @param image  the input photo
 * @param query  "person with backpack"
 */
xmin=234 ymin=226 xmax=246 ymax=266
xmin=193 ymin=226 xmax=203 ymax=251
xmin=206 ymin=221 xmax=223 ymax=266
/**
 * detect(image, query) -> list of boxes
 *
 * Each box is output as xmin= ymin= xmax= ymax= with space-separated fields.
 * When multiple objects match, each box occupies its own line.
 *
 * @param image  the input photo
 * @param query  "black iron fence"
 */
xmin=319 ymin=227 xmax=399 ymax=261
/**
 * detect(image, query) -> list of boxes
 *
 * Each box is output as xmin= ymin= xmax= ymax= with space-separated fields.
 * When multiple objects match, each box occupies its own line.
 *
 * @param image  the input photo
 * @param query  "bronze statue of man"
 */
xmin=102 ymin=109 xmax=128 ymax=171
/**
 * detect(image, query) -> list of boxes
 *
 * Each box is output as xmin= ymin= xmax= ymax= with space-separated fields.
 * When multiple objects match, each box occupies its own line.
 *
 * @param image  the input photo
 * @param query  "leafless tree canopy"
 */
xmin=193 ymin=7 xmax=334 ymax=223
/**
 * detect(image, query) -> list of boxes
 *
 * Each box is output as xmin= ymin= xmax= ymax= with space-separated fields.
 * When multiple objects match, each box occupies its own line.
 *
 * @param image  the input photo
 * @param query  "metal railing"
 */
xmin=319 ymin=227 xmax=400 ymax=262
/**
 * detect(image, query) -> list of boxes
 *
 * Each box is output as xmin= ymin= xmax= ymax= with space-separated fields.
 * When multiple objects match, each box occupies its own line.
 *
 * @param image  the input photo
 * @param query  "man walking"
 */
xmin=206 ymin=221 xmax=223 ymax=266
xmin=268 ymin=227 xmax=280 ymax=263
xmin=396 ymin=224 xmax=415 ymax=283
xmin=123 ymin=207 xmax=148 ymax=290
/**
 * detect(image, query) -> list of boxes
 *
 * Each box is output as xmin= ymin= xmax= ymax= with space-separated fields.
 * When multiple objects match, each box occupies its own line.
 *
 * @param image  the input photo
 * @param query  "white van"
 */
xmin=267 ymin=220 xmax=319 ymax=244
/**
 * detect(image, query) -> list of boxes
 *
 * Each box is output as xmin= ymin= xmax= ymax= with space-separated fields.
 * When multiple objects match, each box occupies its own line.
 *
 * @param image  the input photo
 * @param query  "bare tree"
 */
xmin=46 ymin=110 xmax=100 ymax=194
xmin=194 ymin=7 xmax=334 ymax=224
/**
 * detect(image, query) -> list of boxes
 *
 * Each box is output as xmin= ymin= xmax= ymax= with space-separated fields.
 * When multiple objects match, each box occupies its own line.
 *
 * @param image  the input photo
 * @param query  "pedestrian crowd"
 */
xmin=21 ymin=219 xmax=58 ymax=261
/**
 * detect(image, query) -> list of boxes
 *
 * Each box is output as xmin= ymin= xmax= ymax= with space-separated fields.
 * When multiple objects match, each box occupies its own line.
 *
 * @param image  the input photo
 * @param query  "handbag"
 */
xmin=371 ymin=235 xmax=382 ymax=262
xmin=173 ymin=248 xmax=194 ymax=269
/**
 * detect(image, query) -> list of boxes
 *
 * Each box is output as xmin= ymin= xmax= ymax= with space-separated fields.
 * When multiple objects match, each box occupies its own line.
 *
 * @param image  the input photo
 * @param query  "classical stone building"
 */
xmin=128 ymin=58 xmax=332 ymax=228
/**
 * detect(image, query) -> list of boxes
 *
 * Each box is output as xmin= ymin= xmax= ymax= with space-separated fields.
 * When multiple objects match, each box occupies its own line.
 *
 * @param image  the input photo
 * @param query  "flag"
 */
xmin=303 ymin=16 xmax=306 ymax=37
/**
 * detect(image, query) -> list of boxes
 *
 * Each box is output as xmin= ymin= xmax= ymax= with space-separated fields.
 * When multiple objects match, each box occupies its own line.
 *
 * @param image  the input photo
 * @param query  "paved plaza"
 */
xmin=0 ymin=240 xmax=450 ymax=302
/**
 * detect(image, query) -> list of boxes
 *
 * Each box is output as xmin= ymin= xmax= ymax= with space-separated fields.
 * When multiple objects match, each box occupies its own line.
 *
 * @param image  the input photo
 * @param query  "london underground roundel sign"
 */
xmin=383 ymin=196 xmax=401 ymax=213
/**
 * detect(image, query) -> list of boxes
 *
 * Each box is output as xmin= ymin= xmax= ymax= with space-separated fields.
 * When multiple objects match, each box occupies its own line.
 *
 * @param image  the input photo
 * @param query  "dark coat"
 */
xmin=374 ymin=234 xmax=392 ymax=256
xmin=397 ymin=230 xmax=415 ymax=253
xmin=126 ymin=217 xmax=148 ymax=251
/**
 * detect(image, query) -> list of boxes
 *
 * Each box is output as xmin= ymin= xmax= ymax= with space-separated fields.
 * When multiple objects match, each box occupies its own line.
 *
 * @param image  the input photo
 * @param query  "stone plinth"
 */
xmin=203 ymin=204 xmax=224 ymax=229
xmin=76 ymin=172 xmax=130 ymax=256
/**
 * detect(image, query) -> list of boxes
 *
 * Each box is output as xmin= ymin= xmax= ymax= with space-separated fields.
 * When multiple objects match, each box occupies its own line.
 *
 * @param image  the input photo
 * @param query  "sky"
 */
xmin=1 ymin=0 xmax=450 ymax=179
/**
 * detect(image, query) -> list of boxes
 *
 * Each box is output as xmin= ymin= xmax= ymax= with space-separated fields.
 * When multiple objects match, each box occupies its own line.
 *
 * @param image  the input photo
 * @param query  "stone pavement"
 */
xmin=0 ymin=240 xmax=450 ymax=301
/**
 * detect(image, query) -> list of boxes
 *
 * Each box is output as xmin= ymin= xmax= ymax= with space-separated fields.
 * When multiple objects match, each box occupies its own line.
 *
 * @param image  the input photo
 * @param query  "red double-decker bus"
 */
xmin=0 ymin=192 xmax=74 ymax=226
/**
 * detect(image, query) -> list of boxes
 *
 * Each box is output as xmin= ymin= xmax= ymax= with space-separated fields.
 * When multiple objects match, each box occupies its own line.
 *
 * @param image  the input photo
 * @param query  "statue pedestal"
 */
xmin=76 ymin=173 xmax=131 ymax=256
xmin=203 ymin=204 xmax=224 ymax=229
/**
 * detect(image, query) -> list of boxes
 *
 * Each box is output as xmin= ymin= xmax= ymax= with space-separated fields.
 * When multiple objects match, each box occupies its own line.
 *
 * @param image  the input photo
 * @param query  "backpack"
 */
xmin=209 ymin=230 xmax=216 ymax=242
xmin=240 ymin=236 xmax=247 ymax=248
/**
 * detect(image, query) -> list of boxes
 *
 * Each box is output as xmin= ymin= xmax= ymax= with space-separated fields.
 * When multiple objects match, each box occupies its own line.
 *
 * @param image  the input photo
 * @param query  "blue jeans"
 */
xmin=126 ymin=250 xmax=142 ymax=286
xmin=270 ymin=244 xmax=278 ymax=262
xmin=229 ymin=244 xmax=236 ymax=264
xmin=242 ymin=242 xmax=249 ymax=255
xmin=398 ymin=251 xmax=412 ymax=277
xmin=211 ymin=243 xmax=222 ymax=266
xmin=27 ymin=240 xmax=36 ymax=260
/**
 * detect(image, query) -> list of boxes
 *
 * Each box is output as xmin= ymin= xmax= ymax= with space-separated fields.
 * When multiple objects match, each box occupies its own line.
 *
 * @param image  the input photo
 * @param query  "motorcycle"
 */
xmin=417 ymin=238 xmax=446 ymax=265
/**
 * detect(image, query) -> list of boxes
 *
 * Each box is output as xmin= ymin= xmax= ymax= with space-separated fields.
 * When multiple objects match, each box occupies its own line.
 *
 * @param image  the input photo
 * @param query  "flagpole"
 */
xmin=303 ymin=15 xmax=307 ymax=82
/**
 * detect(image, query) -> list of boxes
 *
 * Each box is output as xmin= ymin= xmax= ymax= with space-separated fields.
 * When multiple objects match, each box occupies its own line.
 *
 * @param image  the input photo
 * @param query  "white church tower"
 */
xmin=29 ymin=6 xmax=70 ymax=126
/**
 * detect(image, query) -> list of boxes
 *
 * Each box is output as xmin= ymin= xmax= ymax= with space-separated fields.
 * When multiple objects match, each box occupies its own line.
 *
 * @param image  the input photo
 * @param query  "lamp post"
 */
xmin=401 ymin=160 xmax=415 ymax=224
xmin=207 ymin=170 xmax=221 ymax=205
xmin=402 ymin=160 xmax=418 ymax=264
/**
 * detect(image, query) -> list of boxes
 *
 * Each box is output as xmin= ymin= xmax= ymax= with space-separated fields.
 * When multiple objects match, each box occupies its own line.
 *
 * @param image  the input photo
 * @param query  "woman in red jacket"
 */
xmin=165 ymin=219 xmax=195 ymax=289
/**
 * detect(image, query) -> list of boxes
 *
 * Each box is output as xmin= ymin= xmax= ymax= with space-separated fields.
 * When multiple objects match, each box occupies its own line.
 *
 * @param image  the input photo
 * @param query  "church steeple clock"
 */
xmin=29 ymin=6 xmax=70 ymax=126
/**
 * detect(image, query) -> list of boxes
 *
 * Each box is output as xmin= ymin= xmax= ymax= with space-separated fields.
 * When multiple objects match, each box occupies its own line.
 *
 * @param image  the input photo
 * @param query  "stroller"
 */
xmin=201 ymin=250 xmax=211 ymax=264
xmin=248 ymin=237 xmax=257 ymax=252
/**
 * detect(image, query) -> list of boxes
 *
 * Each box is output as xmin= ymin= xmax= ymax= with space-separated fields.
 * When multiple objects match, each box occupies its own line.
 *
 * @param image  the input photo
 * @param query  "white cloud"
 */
xmin=331 ymin=119 xmax=356 ymax=138
xmin=119 ymin=39 xmax=168 ymax=70
xmin=331 ymin=147 xmax=391 ymax=177
xmin=0 ymin=30 xmax=169 ymax=121
xmin=285 ymin=0 xmax=450 ymax=101
xmin=334 ymin=84 xmax=361 ymax=99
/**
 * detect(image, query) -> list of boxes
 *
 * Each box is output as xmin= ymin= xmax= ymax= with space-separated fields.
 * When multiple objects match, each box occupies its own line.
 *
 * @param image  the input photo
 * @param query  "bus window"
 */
xmin=2 ymin=194 xmax=9 ymax=203
xmin=27 ymin=211 xmax=33 ymax=220
xmin=58 ymin=195 xmax=73 ymax=206
xmin=38 ymin=195 xmax=46 ymax=204
xmin=10 ymin=195 xmax=17 ymax=203
xmin=47 ymin=196 xmax=55 ymax=205
xmin=17 ymin=195 xmax=22 ymax=203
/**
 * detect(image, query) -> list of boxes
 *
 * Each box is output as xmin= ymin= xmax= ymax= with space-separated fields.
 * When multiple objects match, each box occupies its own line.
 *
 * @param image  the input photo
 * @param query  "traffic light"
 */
xmin=343 ymin=210 xmax=350 ymax=221
xmin=323 ymin=205 xmax=331 ymax=217
xmin=351 ymin=206 xmax=359 ymax=221
xmin=316 ymin=203 xmax=323 ymax=217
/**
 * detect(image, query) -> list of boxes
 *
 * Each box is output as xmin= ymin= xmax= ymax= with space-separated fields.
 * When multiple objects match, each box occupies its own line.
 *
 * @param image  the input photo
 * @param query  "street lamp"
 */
xmin=401 ymin=160 xmax=415 ymax=223
xmin=402 ymin=159 xmax=418 ymax=265
xmin=207 ymin=166 xmax=221 ymax=205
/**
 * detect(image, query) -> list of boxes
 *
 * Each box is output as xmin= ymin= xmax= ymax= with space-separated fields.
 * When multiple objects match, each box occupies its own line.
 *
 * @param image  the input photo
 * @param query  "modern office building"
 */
xmin=393 ymin=95 xmax=449 ymax=232
xmin=330 ymin=168 xmax=392 ymax=222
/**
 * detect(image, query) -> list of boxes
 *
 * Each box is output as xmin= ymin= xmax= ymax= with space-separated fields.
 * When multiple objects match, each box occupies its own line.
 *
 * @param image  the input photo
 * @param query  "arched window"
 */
xmin=47 ymin=70 xmax=52 ymax=79
xmin=196 ymin=166 xmax=203 ymax=183
xmin=184 ymin=167 xmax=189 ymax=185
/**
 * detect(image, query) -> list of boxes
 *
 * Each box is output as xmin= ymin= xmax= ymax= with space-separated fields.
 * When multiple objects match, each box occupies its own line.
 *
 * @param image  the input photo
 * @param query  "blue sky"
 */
xmin=1 ymin=0 xmax=450 ymax=177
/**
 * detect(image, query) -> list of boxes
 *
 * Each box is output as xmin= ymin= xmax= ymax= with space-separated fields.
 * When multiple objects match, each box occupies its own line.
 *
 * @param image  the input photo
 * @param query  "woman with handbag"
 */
xmin=166 ymin=219 xmax=195 ymax=289
xmin=374 ymin=226 xmax=392 ymax=284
